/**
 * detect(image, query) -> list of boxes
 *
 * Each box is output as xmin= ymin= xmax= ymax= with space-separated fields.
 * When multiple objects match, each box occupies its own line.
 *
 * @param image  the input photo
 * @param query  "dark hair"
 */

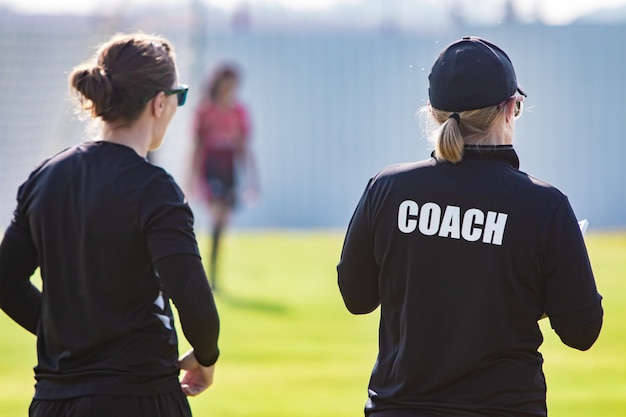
xmin=69 ymin=33 xmax=177 ymax=123
xmin=208 ymin=64 xmax=240 ymax=102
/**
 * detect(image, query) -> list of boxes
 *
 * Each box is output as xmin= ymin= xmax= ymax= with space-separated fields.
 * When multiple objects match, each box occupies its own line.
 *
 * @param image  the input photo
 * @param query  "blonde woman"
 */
xmin=338 ymin=37 xmax=602 ymax=417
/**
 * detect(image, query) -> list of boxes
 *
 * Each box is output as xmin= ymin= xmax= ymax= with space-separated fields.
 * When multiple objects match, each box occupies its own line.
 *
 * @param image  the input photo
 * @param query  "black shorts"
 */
xmin=29 ymin=390 xmax=192 ymax=417
xmin=204 ymin=150 xmax=237 ymax=207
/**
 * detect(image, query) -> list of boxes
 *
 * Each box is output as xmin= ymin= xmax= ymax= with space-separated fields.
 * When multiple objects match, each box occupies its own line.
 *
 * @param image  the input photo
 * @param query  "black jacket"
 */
xmin=0 ymin=141 xmax=219 ymax=399
xmin=338 ymin=146 xmax=603 ymax=417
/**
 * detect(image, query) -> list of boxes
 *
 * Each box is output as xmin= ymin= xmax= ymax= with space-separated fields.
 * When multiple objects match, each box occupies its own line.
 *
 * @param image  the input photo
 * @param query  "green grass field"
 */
xmin=0 ymin=231 xmax=624 ymax=416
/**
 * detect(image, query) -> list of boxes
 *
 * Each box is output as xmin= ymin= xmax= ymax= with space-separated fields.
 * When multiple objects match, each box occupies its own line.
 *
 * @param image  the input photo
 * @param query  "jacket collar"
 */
xmin=432 ymin=145 xmax=520 ymax=169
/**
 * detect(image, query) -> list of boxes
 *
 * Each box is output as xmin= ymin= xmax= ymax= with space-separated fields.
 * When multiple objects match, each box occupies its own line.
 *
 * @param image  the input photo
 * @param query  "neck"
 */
xmin=464 ymin=120 xmax=513 ymax=146
xmin=214 ymin=94 xmax=235 ymax=108
xmin=100 ymin=119 xmax=151 ymax=158
xmin=464 ymin=133 xmax=512 ymax=146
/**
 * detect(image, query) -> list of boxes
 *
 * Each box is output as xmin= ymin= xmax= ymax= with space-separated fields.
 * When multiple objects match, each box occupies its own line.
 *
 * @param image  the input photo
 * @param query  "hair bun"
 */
xmin=69 ymin=32 xmax=177 ymax=122
xmin=70 ymin=64 xmax=114 ymax=118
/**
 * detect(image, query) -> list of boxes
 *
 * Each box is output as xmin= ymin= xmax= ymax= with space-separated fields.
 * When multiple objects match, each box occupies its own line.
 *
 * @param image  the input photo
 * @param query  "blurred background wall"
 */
xmin=1 ymin=1 xmax=625 ymax=231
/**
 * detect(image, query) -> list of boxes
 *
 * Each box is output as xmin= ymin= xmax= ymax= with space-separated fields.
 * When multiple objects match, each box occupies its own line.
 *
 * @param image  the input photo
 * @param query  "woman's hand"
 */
xmin=178 ymin=349 xmax=216 ymax=396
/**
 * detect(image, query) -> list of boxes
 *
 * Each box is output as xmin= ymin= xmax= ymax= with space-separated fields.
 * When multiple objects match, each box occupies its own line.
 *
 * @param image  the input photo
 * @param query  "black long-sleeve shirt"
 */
xmin=338 ymin=146 xmax=603 ymax=417
xmin=0 ymin=141 xmax=219 ymax=400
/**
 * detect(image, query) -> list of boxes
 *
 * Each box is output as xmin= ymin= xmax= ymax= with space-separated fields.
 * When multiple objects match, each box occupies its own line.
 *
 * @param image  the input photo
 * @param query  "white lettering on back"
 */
xmin=397 ymin=200 xmax=507 ymax=246
xmin=483 ymin=211 xmax=508 ymax=245
xmin=419 ymin=202 xmax=441 ymax=236
xmin=438 ymin=205 xmax=461 ymax=239
xmin=398 ymin=200 xmax=418 ymax=233
xmin=462 ymin=209 xmax=484 ymax=242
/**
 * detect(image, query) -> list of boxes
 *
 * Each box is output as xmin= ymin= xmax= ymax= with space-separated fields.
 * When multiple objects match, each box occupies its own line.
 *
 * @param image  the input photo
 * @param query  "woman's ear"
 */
xmin=504 ymin=98 xmax=516 ymax=123
xmin=151 ymin=91 xmax=166 ymax=118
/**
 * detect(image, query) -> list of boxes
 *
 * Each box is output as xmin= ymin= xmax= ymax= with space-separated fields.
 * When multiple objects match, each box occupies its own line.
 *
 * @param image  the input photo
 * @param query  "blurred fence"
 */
xmin=1 ymin=7 xmax=625 ymax=230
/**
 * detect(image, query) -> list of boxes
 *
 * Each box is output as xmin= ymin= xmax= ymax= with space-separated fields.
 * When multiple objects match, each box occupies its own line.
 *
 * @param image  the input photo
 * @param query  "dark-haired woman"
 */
xmin=0 ymin=33 xmax=219 ymax=417
xmin=191 ymin=64 xmax=257 ymax=290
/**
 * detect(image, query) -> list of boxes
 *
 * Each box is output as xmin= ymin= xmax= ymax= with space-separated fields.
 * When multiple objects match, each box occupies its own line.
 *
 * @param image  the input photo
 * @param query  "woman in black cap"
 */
xmin=338 ymin=36 xmax=603 ymax=417
xmin=0 ymin=33 xmax=219 ymax=416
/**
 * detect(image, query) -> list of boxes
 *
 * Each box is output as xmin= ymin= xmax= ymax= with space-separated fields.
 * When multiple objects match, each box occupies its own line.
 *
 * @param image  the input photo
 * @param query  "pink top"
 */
xmin=193 ymin=102 xmax=250 ymax=154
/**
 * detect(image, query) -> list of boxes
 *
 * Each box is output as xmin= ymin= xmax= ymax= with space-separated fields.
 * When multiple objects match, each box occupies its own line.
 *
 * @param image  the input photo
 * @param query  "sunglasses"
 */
xmin=165 ymin=85 xmax=189 ymax=107
xmin=498 ymin=95 xmax=524 ymax=119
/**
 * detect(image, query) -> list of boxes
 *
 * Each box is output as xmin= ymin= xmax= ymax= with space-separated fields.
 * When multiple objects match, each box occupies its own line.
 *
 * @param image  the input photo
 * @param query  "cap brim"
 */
xmin=517 ymin=85 xmax=527 ymax=97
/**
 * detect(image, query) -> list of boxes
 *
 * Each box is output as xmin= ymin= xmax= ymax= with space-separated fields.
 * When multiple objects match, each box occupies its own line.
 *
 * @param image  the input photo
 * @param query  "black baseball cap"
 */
xmin=428 ymin=36 xmax=526 ymax=112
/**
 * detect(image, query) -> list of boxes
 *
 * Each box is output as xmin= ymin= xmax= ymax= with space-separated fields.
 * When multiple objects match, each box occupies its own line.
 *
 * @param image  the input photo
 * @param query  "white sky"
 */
xmin=2 ymin=0 xmax=626 ymax=25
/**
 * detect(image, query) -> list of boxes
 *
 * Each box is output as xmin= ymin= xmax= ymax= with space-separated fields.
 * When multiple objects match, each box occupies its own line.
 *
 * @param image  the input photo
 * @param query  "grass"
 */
xmin=0 ymin=231 xmax=624 ymax=416
xmin=538 ymin=232 xmax=626 ymax=416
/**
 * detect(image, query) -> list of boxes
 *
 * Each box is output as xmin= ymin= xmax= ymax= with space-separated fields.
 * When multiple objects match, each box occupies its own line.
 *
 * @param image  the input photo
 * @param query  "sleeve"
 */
xmin=154 ymin=254 xmax=219 ymax=366
xmin=0 ymin=222 xmax=41 ymax=335
xmin=142 ymin=174 xmax=201 ymax=263
xmin=237 ymin=103 xmax=251 ymax=142
xmin=337 ymin=180 xmax=380 ymax=314
xmin=543 ymin=196 xmax=603 ymax=351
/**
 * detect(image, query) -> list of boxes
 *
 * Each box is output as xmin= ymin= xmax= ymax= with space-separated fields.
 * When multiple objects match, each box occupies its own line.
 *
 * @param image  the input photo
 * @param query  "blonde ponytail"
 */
xmin=420 ymin=105 xmax=507 ymax=164
xmin=436 ymin=115 xmax=464 ymax=163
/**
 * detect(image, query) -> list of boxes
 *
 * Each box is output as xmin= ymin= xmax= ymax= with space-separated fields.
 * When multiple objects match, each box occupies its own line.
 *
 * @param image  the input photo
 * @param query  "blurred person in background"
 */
xmin=191 ymin=63 xmax=258 ymax=291
xmin=338 ymin=36 xmax=603 ymax=417
xmin=0 ymin=33 xmax=219 ymax=417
